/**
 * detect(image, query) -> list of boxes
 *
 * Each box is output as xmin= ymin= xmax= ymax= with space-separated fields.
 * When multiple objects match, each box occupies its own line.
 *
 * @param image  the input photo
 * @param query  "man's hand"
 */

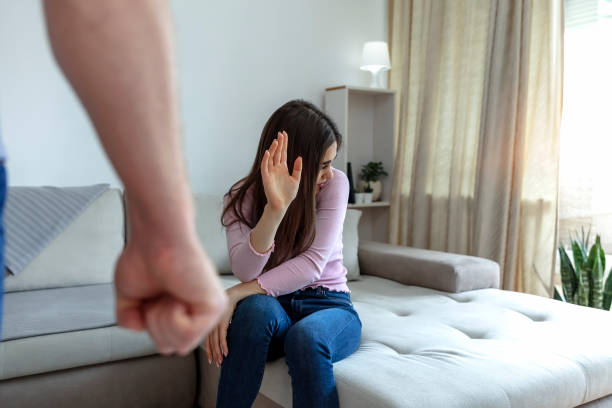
xmin=115 ymin=230 xmax=228 ymax=356
xmin=44 ymin=1 xmax=229 ymax=355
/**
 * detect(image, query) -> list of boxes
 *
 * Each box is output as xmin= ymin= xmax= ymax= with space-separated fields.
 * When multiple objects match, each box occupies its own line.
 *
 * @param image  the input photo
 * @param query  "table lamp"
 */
xmin=360 ymin=41 xmax=391 ymax=88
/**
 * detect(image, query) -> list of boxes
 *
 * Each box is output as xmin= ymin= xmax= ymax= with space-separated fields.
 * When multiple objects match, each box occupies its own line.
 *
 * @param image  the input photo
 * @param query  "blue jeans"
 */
xmin=0 ymin=165 xmax=7 ymax=340
xmin=217 ymin=287 xmax=362 ymax=408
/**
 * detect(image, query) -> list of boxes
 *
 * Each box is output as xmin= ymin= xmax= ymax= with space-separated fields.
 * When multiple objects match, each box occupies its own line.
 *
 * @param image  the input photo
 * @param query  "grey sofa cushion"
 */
xmin=0 ymin=282 xmax=157 ymax=380
xmin=212 ymin=274 xmax=612 ymax=408
xmin=358 ymin=241 xmax=500 ymax=293
xmin=0 ymin=326 xmax=155 ymax=381
xmin=2 ymin=284 xmax=115 ymax=341
xmin=4 ymin=190 xmax=125 ymax=292
xmin=342 ymin=209 xmax=362 ymax=281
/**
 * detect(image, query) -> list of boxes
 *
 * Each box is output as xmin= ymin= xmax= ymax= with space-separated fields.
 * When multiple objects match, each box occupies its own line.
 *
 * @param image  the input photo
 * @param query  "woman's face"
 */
xmin=315 ymin=142 xmax=337 ymax=194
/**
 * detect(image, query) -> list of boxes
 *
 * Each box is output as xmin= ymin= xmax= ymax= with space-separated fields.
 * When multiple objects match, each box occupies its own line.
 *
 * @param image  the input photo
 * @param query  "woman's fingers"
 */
xmin=211 ymin=325 xmax=221 ymax=367
xmin=261 ymin=150 xmax=270 ymax=179
xmin=292 ymin=156 xmax=303 ymax=181
xmin=220 ymin=320 xmax=229 ymax=357
xmin=268 ymin=139 xmax=278 ymax=164
xmin=281 ymin=131 xmax=288 ymax=167
xmin=268 ymin=139 xmax=278 ymax=172
xmin=273 ymin=133 xmax=283 ymax=166
xmin=204 ymin=335 xmax=212 ymax=364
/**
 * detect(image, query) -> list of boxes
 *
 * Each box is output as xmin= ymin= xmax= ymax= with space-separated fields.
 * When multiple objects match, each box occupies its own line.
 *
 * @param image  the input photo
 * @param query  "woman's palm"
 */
xmin=261 ymin=131 xmax=302 ymax=211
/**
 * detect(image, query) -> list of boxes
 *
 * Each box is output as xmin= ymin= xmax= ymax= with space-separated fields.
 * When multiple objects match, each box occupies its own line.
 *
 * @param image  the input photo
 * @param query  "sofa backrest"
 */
xmin=4 ymin=189 xmax=125 ymax=292
xmin=4 ymin=190 xmax=362 ymax=291
xmin=193 ymin=194 xmax=232 ymax=274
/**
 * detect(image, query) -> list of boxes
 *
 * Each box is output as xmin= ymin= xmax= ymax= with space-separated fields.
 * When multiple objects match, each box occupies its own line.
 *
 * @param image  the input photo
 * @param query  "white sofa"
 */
xmin=197 ymin=196 xmax=612 ymax=408
xmin=1 ymin=189 xmax=612 ymax=408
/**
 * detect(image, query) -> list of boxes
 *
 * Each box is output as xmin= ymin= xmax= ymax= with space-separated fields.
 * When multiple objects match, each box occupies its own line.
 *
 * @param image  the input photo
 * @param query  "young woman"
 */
xmin=205 ymin=100 xmax=362 ymax=408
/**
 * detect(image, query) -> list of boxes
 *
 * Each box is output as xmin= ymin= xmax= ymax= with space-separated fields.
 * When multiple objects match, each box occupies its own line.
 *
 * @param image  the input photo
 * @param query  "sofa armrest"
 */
xmin=357 ymin=241 xmax=500 ymax=292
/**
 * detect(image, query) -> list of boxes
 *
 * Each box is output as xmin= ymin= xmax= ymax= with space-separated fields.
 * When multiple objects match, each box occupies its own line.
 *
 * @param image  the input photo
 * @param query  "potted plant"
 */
xmin=353 ymin=188 xmax=365 ymax=205
xmin=555 ymin=229 xmax=612 ymax=311
xmin=359 ymin=161 xmax=388 ymax=201
xmin=362 ymin=185 xmax=373 ymax=204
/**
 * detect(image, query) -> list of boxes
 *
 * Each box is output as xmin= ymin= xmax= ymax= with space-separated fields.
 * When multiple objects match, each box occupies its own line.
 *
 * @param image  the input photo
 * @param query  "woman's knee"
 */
xmin=231 ymin=294 xmax=289 ymax=338
xmin=284 ymin=323 xmax=328 ymax=359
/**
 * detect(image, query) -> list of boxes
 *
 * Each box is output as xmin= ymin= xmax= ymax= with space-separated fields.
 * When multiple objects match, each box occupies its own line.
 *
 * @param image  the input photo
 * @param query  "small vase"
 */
xmin=369 ymin=181 xmax=382 ymax=201
xmin=363 ymin=193 xmax=373 ymax=204
xmin=354 ymin=193 xmax=365 ymax=204
xmin=358 ymin=180 xmax=369 ymax=192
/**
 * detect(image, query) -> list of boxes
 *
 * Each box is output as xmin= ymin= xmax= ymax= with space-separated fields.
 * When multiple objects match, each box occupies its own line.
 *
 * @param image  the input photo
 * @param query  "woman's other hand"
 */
xmin=260 ymin=131 xmax=302 ymax=213
xmin=204 ymin=281 xmax=266 ymax=367
xmin=204 ymin=295 xmax=237 ymax=367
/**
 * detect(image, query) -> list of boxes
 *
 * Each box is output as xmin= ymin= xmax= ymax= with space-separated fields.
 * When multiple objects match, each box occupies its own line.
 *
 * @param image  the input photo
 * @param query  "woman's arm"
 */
xmin=224 ymin=202 xmax=283 ymax=282
xmin=256 ymin=169 xmax=349 ymax=297
xmin=225 ymin=132 xmax=302 ymax=282
xmin=250 ymin=205 xmax=285 ymax=253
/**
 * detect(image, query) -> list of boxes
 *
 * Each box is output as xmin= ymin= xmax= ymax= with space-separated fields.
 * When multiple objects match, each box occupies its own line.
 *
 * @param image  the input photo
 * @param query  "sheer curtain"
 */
xmin=389 ymin=0 xmax=564 ymax=296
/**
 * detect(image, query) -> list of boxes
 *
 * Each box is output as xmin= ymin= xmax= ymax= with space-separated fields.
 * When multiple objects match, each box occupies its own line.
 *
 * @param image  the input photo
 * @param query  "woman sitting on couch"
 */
xmin=204 ymin=99 xmax=362 ymax=408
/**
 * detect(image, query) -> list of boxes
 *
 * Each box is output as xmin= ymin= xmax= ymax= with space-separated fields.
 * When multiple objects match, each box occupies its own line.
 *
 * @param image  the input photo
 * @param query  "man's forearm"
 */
xmin=44 ymin=0 xmax=193 ymax=240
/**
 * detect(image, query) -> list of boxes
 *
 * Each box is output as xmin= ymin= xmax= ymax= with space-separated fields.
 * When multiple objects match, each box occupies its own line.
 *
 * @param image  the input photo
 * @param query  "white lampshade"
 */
xmin=360 ymin=41 xmax=391 ymax=72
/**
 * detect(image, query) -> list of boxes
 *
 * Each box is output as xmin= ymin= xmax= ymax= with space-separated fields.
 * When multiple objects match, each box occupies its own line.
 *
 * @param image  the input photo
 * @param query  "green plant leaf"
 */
xmin=591 ymin=238 xmax=604 ymax=309
xmin=577 ymin=263 xmax=590 ymax=307
xmin=553 ymin=286 xmax=566 ymax=302
xmin=571 ymin=239 xmax=586 ymax=276
xmin=359 ymin=161 xmax=387 ymax=182
xmin=581 ymin=226 xmax=591 ymax=256
xmin=558 ymin=246 xmax=577 ymax=303
xmin=603 ymin=267 xmax=612 ymax=311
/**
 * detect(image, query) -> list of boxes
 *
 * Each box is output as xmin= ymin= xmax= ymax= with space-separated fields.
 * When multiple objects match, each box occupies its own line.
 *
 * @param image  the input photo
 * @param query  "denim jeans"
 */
xmin=0 ymin=165 xmax=7 ymax=340
xmin=216 ymin=286 xmax=362 ymax=408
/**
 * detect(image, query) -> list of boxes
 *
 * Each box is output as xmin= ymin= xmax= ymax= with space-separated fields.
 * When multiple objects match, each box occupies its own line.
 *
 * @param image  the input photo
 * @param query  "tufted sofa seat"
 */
xmin=202 ymin=240 xmax=612 ymax=408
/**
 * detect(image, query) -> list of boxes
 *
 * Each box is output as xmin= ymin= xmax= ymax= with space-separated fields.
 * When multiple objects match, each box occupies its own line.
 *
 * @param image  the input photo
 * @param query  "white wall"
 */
xmin=0 ymin=0 xmax=388 ymax=194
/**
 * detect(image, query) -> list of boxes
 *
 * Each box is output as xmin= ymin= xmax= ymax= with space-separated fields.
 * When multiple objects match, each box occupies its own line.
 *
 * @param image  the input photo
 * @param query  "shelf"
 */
xmin=325 ymin=85 xmax=396 ymax=95
xmin=348 ymin=201 xmax=390 ymax=209
xmin=325 ymin=85 xmax=395 ymax=242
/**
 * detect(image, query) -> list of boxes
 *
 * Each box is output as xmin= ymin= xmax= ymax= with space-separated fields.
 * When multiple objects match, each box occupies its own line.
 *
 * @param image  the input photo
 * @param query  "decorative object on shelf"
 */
xmin=359 ymin=161 xmax=388 ymax=201
xmin=347 ymin=162 xmax=356 ymax=204
xmin=353 ymin=192 xmax=365 ymax=205
xmin=555 ymin=228 xmax=612 ymax=311
xmin=360 ymin=41 xmax=391 ymax=88
xmin=362 ymin=185 xmax=373 ymax=204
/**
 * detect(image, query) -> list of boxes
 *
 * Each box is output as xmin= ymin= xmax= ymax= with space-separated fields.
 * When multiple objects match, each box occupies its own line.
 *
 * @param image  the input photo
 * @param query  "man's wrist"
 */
xmin=126 ymin=186 xmax=196 ymax=242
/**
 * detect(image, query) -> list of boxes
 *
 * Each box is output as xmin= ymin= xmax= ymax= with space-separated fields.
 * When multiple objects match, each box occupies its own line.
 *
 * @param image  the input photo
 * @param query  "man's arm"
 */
xmin=44 ymin=0 xmax=227 ymax=355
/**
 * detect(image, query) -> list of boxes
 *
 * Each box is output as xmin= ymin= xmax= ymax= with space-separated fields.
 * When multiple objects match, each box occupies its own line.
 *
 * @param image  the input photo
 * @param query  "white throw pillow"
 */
xmin=342 ymin=209 xmax=362 ymax=281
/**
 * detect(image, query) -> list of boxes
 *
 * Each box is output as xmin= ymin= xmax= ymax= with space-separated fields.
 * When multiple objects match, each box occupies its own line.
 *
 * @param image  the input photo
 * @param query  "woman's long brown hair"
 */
xmin=221 ymin=100 xmax=342 ymax=271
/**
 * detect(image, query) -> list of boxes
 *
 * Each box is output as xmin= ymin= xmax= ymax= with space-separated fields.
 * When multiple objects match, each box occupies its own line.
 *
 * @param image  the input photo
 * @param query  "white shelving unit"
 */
xmin=324 ymin=85 xmax=396 ymax=243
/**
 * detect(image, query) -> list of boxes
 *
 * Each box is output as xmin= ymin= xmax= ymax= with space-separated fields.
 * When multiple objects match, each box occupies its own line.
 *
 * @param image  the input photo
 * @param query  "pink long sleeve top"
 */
xmin=223 ymin=167 xmax=350 ymax=297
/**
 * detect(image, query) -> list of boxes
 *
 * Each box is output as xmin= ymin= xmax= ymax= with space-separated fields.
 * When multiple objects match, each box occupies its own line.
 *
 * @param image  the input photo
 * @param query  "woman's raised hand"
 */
xmin=261 ymin=131 xmax=302 ymax=213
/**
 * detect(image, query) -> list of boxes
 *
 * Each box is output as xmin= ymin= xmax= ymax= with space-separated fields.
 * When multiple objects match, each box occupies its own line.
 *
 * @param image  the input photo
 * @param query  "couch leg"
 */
xmin=194 ymin=347 xmax=203 ymax=408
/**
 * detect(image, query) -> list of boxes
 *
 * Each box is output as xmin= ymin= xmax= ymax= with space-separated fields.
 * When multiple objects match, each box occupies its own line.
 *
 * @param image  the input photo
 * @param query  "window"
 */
xmin=558 ymin=0 xmax=612 ymax=251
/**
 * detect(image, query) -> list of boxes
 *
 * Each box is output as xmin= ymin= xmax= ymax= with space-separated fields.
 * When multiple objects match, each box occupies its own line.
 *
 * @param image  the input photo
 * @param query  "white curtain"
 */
xmin=389 ymin=0 xmax=564 ymax=296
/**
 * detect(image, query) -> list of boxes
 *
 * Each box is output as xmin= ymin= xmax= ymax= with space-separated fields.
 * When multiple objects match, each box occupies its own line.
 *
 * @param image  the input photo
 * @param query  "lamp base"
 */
xmin=367 ymin=68 xmax=386 ymax=88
